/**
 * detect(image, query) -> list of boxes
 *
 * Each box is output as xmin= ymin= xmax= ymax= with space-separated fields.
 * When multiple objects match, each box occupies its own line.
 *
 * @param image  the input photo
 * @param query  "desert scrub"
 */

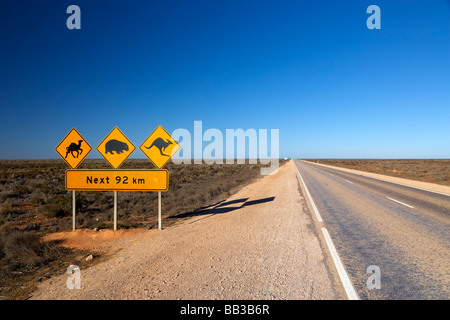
xmin=38 ymin=196 xmax=71 ymax=218
xmin=13 ymin=185 xmax=32 ymax=197
xmin=0 ymin=223 xmax=83 ymax=299
xmin=38 ymin=193 xmax=88 ymax=219
xmin=0 ymin=225 xmax=67 ymax=271
xmin=0 ymin=201 xmax=26 ymax=225
xmin=0 ymin=159 xmax=288 ymax=232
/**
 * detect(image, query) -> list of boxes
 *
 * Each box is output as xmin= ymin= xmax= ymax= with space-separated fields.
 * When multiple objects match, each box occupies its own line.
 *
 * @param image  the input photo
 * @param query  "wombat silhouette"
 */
xmin=66 ymin=140 xmax=83 ymax=158
xmin=145 ymin=138 xmax=173 ymax=157
xmin=105 ymin=139 xmax=129 ymax=155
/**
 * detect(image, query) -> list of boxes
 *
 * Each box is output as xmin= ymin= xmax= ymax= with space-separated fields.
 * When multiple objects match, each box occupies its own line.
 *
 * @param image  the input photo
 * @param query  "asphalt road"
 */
xmin=294 ymin=160 xmax=450 ymax=300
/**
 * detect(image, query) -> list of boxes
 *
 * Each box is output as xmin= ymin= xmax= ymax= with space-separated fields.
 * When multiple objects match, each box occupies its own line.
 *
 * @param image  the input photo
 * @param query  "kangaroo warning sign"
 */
xmin=55 ymin=128 xmax=92 ymax=169
xmin=140 ymin=125 xmax=181 ymax=168
xmin=97 ymin=127 xmax=136 ymax=169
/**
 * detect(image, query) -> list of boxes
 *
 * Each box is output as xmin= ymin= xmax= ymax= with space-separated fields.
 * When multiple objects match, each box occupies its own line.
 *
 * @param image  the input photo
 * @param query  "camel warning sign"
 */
xmin=55 ymin=128 xmax=92 ymax=169
xmin=97 ymin=127 xmax=136 ymax=169
xmin=139 ymin=125 xmax=181 ymax=168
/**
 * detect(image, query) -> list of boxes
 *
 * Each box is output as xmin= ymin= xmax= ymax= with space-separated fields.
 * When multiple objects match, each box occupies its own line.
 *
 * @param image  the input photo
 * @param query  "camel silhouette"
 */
xmin=65 ymin=140 xmax=83 ymax=158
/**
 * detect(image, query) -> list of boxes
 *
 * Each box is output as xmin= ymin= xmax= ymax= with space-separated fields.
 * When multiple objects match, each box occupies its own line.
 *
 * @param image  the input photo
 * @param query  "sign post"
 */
xmin=58 ymin=125 xmax=178 ymax=232
xmin=72 ymin=191 xmax=76 ymax=231
xmin=140 ymin=125 xmax=180 ymax=230
xmin=158 ymin=192 xmax=162 ymax=230
xmin=55 ymin=128 xmax=92 ymax=231
xmin=65 ymin=168 xmax=168 ymax=229
xmin=114 ymin=191 xmax=118 ymax=231
xmin=97 ymin=127 xmax=136 ymax=229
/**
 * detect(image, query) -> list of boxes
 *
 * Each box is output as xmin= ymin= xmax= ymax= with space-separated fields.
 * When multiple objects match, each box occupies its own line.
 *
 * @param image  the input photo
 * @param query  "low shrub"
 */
xmin=0 ymin=227 xmax=67 ymax=271
xmin=38 ymin=197 xmax=71 ymax=218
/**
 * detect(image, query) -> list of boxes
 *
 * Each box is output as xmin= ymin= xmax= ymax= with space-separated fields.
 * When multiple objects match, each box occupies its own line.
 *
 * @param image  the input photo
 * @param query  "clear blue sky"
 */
xmin=0 ymin=0 xmax=449 ymax=159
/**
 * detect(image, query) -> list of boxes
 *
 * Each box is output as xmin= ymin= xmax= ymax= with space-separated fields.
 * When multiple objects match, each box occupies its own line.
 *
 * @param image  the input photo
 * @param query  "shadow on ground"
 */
xmin=173 ymin=197 xmax=275 ymax=219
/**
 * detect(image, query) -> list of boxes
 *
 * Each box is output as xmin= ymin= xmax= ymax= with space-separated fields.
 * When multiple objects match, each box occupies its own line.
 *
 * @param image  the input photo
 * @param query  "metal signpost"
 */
xmin=56 ymin=125 xmax=179 ymax=231
xmin=55 ymin=128 xmax=92 ymax=231
xmin=139 ymin=125 xmax=180 ymax=230
xmin=96 ymin=127 xmax=136 ymax=230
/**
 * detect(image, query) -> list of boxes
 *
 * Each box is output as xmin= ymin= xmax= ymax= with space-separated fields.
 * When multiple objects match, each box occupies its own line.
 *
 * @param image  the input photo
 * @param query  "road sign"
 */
xmin=55 ymin=128 xmax=92 ymax=169
xmin=97 ymin=127 xmax=136 ymax=168
xmin=65 ymin=169 xmax=169 ymax=191
xmin=140 ymin=125 xmax=181 ymax=168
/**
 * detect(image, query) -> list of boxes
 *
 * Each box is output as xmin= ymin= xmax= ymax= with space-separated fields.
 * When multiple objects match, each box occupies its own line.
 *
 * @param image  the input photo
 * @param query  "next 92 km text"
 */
xmin=65 ymin=169 xmax=169 ymax=191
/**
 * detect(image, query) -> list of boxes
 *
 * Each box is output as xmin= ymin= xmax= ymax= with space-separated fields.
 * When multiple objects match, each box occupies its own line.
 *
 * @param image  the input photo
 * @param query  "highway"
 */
xmin=294 ymin=160 xmax=450 ymax=299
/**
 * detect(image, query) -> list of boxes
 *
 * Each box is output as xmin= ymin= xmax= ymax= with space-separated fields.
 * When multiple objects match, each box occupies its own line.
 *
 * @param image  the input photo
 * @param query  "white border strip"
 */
xmin=295 ymin=164 xmax=323 ymax=223
xmin=321 ymin=227 xmax=359 ymax=300
xmin=302 ymin=160 xmax=450 ymax=197
xmin=387 ymin=197 xmax=414 ymax=208
xmin=294 ymin=161 xmax=359 ymax=300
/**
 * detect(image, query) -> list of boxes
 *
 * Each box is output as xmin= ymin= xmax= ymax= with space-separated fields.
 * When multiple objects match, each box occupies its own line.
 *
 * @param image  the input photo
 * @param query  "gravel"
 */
xmin=30 ymin=161 xmax=343 ymax=300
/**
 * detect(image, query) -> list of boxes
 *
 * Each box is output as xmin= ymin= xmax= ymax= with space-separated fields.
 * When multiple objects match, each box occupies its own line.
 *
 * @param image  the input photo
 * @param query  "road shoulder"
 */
xmin=301 ymin=160 xmax=450 ymax=196
xmin=31 ymin=160 xmax=342 ymax=300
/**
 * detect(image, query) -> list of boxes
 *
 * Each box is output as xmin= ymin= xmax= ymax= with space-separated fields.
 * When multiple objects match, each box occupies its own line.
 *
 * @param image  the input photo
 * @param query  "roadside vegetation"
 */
xmin=0 ymin=159 xmax=286 ymax=299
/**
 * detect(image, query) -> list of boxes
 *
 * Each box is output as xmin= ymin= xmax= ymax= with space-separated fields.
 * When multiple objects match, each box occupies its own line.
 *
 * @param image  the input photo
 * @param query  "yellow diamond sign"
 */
xmin=140 ymin=125 xmax=180 ymax=168
xmin=97 ymin=127 xmax=136 ymax=169
xmin=55 ymin=128 xmax=92 ymax=169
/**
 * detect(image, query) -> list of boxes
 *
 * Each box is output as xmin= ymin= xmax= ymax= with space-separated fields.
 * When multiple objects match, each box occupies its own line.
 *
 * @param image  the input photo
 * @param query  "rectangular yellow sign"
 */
xmin=66 ymin=169 xmax=169 ymax=191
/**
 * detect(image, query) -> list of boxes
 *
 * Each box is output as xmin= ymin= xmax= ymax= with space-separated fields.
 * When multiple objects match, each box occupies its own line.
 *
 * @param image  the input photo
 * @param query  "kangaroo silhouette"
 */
xmin=145 ymin=138 xmax=173 ymax=157
xmin=65 ymin=140 xmax=83 ymax=158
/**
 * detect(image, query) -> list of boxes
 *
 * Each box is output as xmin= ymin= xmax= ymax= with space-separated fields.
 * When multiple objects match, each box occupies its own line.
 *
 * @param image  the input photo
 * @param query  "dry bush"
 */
xmin=0 ymin=224 xmax=83 ymax=299
xmin=0 ymin=159 xmax=287 ymax=232
xmin=0 ymin=225 xmax=68 ymax=272
xmin=0 ymin=160 xmax=284 ymax=249
xmin=0 ymin=158 xmax=287 ymax=299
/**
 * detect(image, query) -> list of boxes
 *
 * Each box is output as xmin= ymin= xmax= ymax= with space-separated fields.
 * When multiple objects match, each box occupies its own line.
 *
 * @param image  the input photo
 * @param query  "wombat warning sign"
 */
xmin=97 ymin=127 xmax=136 ymax=168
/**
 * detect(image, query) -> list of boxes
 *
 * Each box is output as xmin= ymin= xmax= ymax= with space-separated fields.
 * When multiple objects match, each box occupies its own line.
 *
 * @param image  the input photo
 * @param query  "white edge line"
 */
xmin=294 ymin=162 xmax=359 ymax=300
xmin=386 ymin=197 xmax=414 ymax=208
xmin=321 ymin=227 xmax=359 ymax=300
xmin=301 ymin=160 xmax=450 ymax=197
xmin=295 ymin=164 xmax=323 ymax=223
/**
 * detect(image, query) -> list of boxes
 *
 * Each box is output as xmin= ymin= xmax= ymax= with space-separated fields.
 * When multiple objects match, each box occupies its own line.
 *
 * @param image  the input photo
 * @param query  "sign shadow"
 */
xmin=173 ymin=196 xmax=275 ymax=220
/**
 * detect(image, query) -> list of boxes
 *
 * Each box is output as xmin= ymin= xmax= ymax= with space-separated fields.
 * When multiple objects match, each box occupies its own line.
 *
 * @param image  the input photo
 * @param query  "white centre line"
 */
xmin=345 ymin=180 xmax=354 ymax=184
xmin=386 ymin=197 xmax=414 ymax=208
xmin=328 ymin=173 xmax=335 ymax=177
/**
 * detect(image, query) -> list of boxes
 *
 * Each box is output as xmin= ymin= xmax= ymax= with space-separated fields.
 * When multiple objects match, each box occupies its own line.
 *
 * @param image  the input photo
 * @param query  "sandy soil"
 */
xmin=42 ymin=228 xmax=153 ymax=252
xmin=30 ymin=160 xmax=343 ymax=300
